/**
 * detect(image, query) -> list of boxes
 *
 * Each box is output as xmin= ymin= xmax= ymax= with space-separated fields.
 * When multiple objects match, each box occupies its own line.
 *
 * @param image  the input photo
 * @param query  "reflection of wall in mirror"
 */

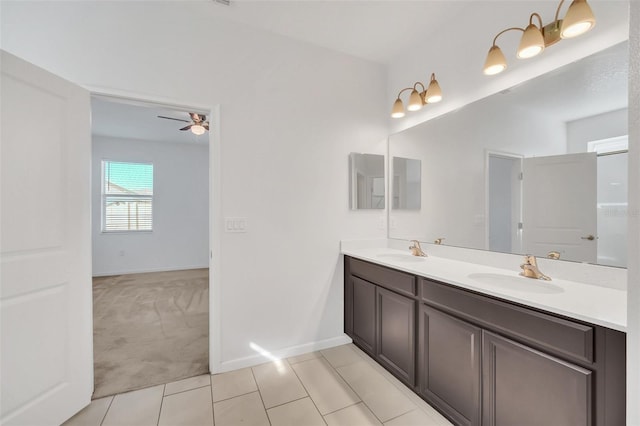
xmin=392 ymin=157 xmax=421 ymax=210
xmin=350 ymin=153 xmax=385 ymax=210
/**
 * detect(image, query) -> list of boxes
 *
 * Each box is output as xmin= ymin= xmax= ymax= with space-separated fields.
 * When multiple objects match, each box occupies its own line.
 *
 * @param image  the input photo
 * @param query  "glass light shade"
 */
xmin=517 ymin=24 xmax=545 ymax=59
xmin=561 ymin=0 xmax=595 ymax=38
xmin=425 ymin=78 xmax=442 ymax=103
xmin=391 ymin=98 xmax=405 ymax=118
xmin=483 ymin=45 xmax=507 ymax=75
xmin=191 ymin=124 xmax=206 ymax=135
xmin=407 ymin=89 xmax=423 ymax=111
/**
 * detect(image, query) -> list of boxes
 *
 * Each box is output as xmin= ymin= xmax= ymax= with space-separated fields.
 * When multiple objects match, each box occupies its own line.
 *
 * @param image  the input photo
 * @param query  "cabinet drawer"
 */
xmin=421 ymin=278 xmax=594 ymax=363
xmin=349 ymin=257 xmax=416 ymax=297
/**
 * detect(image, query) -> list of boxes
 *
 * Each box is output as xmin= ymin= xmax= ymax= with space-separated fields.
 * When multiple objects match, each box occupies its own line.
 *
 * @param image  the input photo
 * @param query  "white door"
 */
xmin=1 ymin=51 xmax=92 ymax=425
xmin=522 ymin=152 xmax=597 ymax=263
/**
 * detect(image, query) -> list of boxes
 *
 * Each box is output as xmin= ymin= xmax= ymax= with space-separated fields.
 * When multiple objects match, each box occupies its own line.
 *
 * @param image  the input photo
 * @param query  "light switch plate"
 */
xmin=224 ymin=217 xmax=247 ymax=233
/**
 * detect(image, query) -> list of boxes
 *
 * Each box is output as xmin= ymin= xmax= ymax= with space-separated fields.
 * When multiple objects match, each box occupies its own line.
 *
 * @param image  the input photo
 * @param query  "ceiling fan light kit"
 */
xmin=483 ymin=0 xmax=596 ymax=76
xmin=157 ymin=112 xmax=210 ymax=135
xmin=390 ymin=73 xmax=442 ymax=119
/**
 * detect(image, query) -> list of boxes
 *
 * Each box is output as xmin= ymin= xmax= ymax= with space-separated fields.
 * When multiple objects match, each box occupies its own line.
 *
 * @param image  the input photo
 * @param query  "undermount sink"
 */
xmin=376 ymin=253 xmax=426 ymax=263
xmin=467 ymin=272 xmax=564 ymax=294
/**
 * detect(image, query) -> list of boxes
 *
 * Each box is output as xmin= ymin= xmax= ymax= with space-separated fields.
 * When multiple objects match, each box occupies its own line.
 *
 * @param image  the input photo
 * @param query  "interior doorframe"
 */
xmin=86 ymin=86 xmax=223 ymax=376
xmin=484 ymin=150 xmax=524 ymax=253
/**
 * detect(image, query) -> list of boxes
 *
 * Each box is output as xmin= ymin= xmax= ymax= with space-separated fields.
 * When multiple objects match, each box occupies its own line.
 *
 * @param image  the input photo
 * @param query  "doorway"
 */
xmin=486 ymin=152 xmax=523 ymax=254
xmin=90 ymin=96 xmax=211 ymax=398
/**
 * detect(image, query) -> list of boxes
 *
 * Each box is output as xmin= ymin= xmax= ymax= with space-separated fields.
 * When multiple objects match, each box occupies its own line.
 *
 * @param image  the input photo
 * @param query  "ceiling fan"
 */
xmin=157 ymin=112 xmax=210 ymax=135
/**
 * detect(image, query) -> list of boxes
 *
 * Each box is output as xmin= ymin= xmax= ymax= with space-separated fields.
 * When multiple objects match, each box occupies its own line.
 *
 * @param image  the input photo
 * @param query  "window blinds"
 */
xmin=102 ymin=161 xmax=153 ymax=232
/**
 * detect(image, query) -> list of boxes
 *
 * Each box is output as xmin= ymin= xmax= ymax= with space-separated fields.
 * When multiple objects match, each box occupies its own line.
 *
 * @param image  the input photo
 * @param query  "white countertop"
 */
xmin=342 ymin=246 xmax=627 ymax=332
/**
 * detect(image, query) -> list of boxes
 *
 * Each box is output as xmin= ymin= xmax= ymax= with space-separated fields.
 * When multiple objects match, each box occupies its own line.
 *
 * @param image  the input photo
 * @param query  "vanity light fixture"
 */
xmin=391 ymin=73 xmax=442 ymax=118
xmin=483 ymin=0 xmax=596 ymax=76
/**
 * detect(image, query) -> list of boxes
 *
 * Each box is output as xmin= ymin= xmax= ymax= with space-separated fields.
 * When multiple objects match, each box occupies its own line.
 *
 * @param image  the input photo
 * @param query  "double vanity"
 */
xmin=342 ymin=243 xmax=626 ymax=426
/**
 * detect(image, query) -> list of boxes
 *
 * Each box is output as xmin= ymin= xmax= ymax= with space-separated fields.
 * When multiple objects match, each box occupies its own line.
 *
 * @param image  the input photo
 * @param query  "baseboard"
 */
xmin=212 ymin=334 xmax=353 ymax=374
xmin=92 ymin=264 xmax=209 ymax=277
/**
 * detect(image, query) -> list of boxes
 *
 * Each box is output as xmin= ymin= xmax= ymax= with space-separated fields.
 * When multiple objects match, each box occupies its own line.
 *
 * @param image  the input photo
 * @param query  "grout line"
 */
xmin=249 ymin=368 xmax=272 ymax=426
xmin=99 ymin=395 xmax=115 ymax=426
xmin=321 ymin=401 xmax=361 ymax=417
xmin=163 ymin=384 xmax=211 ymax=398
xmin=287 ymin=358 xmax=327 ymax=425
xmin=212 ymin=389 xmax=260 ymax=404
xmin=264 ymin=395 xmax=308 ymax=411
xmin=156 ymin=384 xmax=166 ymax=426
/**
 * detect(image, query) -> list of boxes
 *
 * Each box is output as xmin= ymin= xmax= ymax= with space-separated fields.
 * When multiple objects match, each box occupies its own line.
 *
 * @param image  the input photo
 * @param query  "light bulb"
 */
xmin=407 ymin=89 xmax=423 ymax=111
xmin=517 ymin=24 xmax=545 ymax=59
xmin=483 ymin=45 xmax=507 ymax=75
xmin=391 ymin=98 xmax=405 ymax=118
xmin=191 ymin=124 xmax=206 ymax=135
xmin=561 ymin=0 xmax=596 ymax=38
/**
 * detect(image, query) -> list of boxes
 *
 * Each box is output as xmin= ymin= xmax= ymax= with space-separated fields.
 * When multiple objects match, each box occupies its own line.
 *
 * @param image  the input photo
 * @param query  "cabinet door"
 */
xmin=352 ymin=276 xmax=376 ymax=355
xmin=482 ymin=331 xmax=593 ymax=426
xmin=376 ymin=287 xmax=415 ymax=386
xmin=419 ymin=305 xmax=481 ymax=426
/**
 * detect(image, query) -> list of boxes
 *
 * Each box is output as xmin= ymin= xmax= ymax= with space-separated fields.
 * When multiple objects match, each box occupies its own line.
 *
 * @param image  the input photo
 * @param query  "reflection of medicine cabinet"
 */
xmin=349 ymin=153 xmax=385 ymax=210
xmin=392 ymin=157 xmax=421 ymax=210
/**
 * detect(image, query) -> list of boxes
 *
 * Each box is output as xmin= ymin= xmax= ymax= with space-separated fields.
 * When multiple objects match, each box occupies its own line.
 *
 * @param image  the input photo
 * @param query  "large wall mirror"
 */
xmin=388 ymin=41 xmax=629 ymax=268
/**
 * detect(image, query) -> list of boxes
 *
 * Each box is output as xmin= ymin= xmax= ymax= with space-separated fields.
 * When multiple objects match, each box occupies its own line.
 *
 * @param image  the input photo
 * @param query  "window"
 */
xmin=102 ymin=161 xmax=153 ymax=232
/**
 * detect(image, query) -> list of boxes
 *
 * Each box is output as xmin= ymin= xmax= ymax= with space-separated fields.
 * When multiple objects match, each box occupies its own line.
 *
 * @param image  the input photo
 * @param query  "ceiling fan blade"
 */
xmin=189 ymin=112 xmax=201 ymax=123
xmin=158 ymin=115 xmax=190 ymax=123
xmin=203 ymin=122 xmax=210 ymax=130
xmin=179 ymin=125 xmax=193 ymax=131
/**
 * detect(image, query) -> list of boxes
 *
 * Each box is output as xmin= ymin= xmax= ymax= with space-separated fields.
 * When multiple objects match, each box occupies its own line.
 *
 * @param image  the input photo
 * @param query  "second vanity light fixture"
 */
xmin=483 ymin=0 xmax=596 ymax=76
xmin=391 ymin=73 xmax=442 ymax=118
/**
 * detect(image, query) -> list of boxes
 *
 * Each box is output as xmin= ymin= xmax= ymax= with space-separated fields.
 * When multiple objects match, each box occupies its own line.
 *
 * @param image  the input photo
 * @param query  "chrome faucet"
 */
xmin=409 ymin=240 xmax=427 ymax=257
xmin=520 ymin=255 xmax=551 ymax=281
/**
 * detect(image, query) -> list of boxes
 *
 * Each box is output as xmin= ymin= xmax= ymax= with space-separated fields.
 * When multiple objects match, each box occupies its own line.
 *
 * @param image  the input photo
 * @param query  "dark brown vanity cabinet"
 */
xmin=344 ymin=256 xmax=626 ymax=426
xmin=344 ymin=257 xmax=417 ymax=387
xmin=419 ymin=305 xmax=481 ymax=426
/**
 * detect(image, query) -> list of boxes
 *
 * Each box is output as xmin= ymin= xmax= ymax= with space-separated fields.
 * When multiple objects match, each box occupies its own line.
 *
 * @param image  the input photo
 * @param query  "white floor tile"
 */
xmin=292 ymin=357 xmax=360 ymax=415
xmin=267 ymin=397 xmax=326 ymax=426
xmin=213 ymin=391 xmax=270 ymax=426
xmin=336 ymin=361 xmax=415 ymax=422
xmin=324 ymin=402 xmax=382 ymax=426
xmin=164 ymin=374 xmax=211 ymax=396
xmin=384 ymin=409 xmax=443 ymax=426
xmin=287 ymin=351 xmax=322 ymax=365
xmin=210 ymin=367 xmax=257 ymax=402
xmin=102 ymin=385 xmax=164 ymax=426
xmin=63 ymin=396 xmax=113 ymax=426
xmin=252 ymin=361 xmax=308 ymax=408
xmin=321 ymin=344 xmax=363 ymax=368
xmin=158 ymin=386 xmax=213 ymax=426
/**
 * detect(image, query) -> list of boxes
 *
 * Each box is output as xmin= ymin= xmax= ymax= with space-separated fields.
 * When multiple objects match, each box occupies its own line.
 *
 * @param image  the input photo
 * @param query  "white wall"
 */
xmin=91 ymin=135 xmax=209 ymax=276
xmin=0 ymin=1 xmax=388 ymax=370
xmin=567 ymin=108 xmax=628 ymax=153
xmin=627 ymin=2 xmax=639 ymax=423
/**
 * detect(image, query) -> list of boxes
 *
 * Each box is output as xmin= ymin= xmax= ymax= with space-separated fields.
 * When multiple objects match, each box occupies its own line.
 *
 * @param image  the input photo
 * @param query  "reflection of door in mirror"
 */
xmin=591 ymin=136 xmax=629 ymax=267
xmin=392 ymin=157 xmax=421 ymax=210
xmin=487 ymin=152 xmax=522 ymax=254
xmin=522 ymin=153 xmax=597 ymax=263
xmin=349 ymin=153 xmax=385 ymax=210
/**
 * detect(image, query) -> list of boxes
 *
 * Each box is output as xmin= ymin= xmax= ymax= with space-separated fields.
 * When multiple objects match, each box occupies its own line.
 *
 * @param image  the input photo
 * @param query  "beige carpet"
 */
xmin=92 ymin=268 xmax=209 ymax=398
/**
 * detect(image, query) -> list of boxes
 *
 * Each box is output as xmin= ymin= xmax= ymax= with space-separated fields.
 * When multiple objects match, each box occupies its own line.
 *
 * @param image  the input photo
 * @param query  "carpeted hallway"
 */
xmin=92 ymin=268 xmax=209 ymax=399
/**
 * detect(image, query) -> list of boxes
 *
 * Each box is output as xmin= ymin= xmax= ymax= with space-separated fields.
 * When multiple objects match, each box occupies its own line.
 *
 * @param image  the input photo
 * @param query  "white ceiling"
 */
xmin=206 ymin=0 xmax=471 ymax=65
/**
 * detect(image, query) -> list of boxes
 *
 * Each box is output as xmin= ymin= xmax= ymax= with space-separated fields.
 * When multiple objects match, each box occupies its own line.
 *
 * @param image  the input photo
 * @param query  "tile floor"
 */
xmin=64 ymin=344 xmax=453 ymax=426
